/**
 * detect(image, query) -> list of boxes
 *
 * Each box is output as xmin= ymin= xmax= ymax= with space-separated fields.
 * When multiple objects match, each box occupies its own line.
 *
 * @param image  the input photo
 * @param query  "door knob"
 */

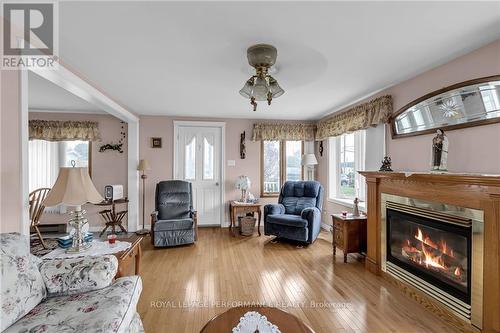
xmin=215 ymin=182 xmax=219 ymax=186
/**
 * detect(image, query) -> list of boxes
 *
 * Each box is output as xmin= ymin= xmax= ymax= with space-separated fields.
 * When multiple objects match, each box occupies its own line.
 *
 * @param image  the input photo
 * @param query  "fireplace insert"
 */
xmin=386 ymin=208 xmax=472 ymax=304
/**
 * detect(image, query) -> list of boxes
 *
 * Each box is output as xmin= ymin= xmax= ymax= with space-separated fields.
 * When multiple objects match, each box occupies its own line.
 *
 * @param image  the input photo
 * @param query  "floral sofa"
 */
xmin=0 ymin=233 xmax=144 ymax=333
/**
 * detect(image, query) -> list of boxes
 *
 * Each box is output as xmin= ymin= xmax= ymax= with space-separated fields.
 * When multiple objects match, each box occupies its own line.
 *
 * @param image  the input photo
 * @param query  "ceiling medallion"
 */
xmin=239 ymin=44 xmax=284 ymax=111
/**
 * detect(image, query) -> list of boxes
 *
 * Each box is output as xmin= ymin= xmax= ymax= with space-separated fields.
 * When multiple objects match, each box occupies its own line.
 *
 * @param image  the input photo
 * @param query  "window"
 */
xmin=29 ymin=139 xmax=91 ymax=213
xmin=261 ymin=140 xmax=303 ymax=196
xmin=328 ymin=131 xmax=366 ymax=201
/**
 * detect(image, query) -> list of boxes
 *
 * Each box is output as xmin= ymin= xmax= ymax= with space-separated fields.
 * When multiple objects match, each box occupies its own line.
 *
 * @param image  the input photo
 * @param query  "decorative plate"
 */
xmin=232 ymin=311 xmax=281 ymax=333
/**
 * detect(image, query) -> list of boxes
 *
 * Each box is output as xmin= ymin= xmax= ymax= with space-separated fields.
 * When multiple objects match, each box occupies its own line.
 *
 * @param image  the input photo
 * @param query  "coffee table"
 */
xmin=200 ymin=306 xmax=315 ymax=333
xmin=114 ymin=234 xmax=143 ymax=278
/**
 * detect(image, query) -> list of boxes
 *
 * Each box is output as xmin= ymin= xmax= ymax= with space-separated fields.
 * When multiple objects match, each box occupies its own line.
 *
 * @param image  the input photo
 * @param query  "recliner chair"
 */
xmin=264 ymin=181 xmax=324 ymax=244
xmin=151 ymin=180 xmax=198 ymax=247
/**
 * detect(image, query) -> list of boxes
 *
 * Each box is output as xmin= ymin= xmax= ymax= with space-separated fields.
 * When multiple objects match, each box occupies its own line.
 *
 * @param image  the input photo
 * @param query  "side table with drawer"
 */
xmin=331 ymin=214 xmax=367 ymax=263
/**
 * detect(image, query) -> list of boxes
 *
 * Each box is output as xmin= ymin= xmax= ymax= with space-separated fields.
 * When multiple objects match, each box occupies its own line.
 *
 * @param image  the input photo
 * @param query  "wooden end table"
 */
xmin=200 ymin=306 xmax=315 ymax=333
xmin=114 ymin=234 xmax=143 ymax=278
xmin=229 ymin=201 xmax=262 ymax=237
xmin=331 ymin=214 xmax=367 ymax=263
xmin=95 ymin=198 xmax=129 ymax=236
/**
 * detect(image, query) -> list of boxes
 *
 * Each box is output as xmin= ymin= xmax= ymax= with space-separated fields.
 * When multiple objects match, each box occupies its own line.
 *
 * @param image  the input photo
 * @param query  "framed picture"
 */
xmin=151 ymin=137 xmax=162 ymax=148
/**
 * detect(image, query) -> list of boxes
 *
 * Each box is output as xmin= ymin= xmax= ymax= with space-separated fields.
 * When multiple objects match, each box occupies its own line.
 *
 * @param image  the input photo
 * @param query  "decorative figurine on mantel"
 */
xmin=431 ymin=129 xmax=449 ymax=172
xmin=379 ymin=156 xmax=393 ymax=172
xmin=353 ymin=197 xmax=360 ymax=217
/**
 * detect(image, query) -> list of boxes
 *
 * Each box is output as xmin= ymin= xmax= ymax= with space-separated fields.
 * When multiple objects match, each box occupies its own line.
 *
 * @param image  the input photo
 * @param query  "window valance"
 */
xmin=315 ymin=95 xmax=392 ymax=140
xmin=252 ymin=123 xmax=316 ymax=141
xmin=29 ymin=120 xmax=101 ymax=141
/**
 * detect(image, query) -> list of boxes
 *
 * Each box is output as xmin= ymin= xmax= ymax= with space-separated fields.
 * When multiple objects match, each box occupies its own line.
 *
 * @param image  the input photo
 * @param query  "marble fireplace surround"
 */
xmin=359 ymin=171 xmax=500 ymax=333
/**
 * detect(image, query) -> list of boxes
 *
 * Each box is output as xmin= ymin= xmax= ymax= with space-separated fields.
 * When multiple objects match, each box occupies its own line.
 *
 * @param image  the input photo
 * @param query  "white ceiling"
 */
xmin=37 ymin=1 xmax=500 ymax=120
xmin=28 ymin=71 xmax=101 ymax=112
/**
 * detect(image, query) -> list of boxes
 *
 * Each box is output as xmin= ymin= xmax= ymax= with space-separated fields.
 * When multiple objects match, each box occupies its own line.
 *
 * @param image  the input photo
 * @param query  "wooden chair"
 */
xmin=29 ymin=188 xmax=51 ymax=248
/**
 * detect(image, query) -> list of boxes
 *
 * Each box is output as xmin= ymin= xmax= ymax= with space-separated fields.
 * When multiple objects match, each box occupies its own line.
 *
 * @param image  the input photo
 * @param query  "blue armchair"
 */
xmin=264 ymin=181 xmax=324 ymax=244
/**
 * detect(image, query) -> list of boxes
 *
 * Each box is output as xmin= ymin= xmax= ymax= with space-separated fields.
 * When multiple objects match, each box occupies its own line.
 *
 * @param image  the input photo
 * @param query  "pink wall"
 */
xmin=318 ymin=39 xmax=500 ymax=220
xmin=138 ymin=116 xmax=309 ymax=225
xmin=386 ymin=40 xmax=500 ymax=173
xmin=29 ymin=112 xmax=128 ymax=229
xmin=0 ymin=70 xmax=23 ymax=233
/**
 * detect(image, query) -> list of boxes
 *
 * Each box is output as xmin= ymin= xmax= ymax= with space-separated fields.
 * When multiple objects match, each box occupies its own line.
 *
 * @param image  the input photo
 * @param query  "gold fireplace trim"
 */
xmin=381 ymin=193 xmax=484 ymax=329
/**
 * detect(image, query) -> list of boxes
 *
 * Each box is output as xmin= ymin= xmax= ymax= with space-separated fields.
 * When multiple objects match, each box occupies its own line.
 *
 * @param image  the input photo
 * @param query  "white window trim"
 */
xmin=329 ymin=197 xmax=367 ymax=213
xmin=261 ymin=140 xmax=304 ymax=196
xmin=328 ymin=131 xmax=366 ymax=202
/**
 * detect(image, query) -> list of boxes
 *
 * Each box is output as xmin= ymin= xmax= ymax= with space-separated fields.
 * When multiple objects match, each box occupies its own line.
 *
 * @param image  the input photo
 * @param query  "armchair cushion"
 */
xmin=264 ymin=203 xmax=285 ymax=216
xmin=281 ymin=197 xmax=317 ymax=215
xmin=266 ymin=214 xmax=308 ymax=228
xmin=39 ymin=255 xmax=118 ymax=297
xmin=0 ymin=233 xmax=46 ymax=331
xmin=4 ymin=276 xmax=142 ymax=333
xmin=155 ymin=218 xmax=193 ymax=231
xmin=156 ymin=180 xmax=193 ymax=220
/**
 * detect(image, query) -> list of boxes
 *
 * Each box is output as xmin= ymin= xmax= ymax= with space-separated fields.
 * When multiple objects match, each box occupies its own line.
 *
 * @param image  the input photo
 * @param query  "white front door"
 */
xmin=174 ymin=123 xmax=223 ymax=226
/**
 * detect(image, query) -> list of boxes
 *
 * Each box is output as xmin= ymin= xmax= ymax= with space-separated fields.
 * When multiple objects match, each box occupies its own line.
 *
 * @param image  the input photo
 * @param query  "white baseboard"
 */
xmin=321 ymin=222 xmax=331 ymax=231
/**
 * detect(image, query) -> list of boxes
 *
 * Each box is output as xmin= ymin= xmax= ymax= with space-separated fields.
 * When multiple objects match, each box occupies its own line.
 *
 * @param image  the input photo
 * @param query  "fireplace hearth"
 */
xmin=381 ymin=194 xmax=484 ymax=328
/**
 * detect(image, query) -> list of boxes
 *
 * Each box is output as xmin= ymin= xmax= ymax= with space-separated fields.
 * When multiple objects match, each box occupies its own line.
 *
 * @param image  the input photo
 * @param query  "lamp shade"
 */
xmin=235 ymin=175 xmax=251 ymax=190
xmin=43 ymin=167 xmax=104 ymax=206
xmin=301 ymin=154 xmax=318 ymax=166
xmin=137 ymin=159 xmax=151 ymax=171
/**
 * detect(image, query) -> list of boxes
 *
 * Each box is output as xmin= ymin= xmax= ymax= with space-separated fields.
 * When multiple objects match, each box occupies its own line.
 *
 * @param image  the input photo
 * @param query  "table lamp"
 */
xmin=301 ymin=154 xmax=318 ymax=180
xmin=43 ymin=162 xmax=103 ymax=253
xmin=136 ymin=159 xmax=151 ymax=235
xmin=235 ymin=175 xmax=251 ymax=202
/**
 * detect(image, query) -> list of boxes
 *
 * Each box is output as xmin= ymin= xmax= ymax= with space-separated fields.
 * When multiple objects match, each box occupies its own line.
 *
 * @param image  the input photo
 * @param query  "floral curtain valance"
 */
xmin=29 ymin=120 xmax=101 ymax=141
xmin=315 ymin=95 xmax=393 ymax=140
xmin=252 ymin=123 xmax=316 ymax=141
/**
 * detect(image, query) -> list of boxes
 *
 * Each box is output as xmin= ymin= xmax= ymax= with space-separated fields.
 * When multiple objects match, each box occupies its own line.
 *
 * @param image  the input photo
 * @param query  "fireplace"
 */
xmin=387 ymin=207 xmax=471 ymax=304
xmin=380 ymin=194 xmax=484 ymax=328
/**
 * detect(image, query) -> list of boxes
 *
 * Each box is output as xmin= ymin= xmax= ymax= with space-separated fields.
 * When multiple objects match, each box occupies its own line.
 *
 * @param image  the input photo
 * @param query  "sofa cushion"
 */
xmin=4 ymin=276 xmax=143 ymax=333
xmin=39 ymin=255 xmax=118 ymax=297
xmin=0 ymin=233 xmax=47 ymax=331
xmin=155 ymin=218 xmax=193 ymax=231
xmin=267 ymin=214 xmax=308 ymax=228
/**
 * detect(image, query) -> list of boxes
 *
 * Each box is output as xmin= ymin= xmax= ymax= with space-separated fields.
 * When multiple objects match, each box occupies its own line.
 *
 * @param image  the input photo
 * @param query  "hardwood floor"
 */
xmin=138 ymin=228 xmax=459 ymax=333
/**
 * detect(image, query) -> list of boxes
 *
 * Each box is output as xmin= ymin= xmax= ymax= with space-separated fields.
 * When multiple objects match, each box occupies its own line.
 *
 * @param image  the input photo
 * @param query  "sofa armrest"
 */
xmin=264 ymin=203 xmax=285 ymax=216
xmin=39 ymin=255 xmax=118 ymax=297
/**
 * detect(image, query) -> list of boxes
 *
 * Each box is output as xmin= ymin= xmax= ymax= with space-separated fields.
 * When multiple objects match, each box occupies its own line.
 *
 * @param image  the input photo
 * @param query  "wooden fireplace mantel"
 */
xmin=359 ymin=171 xmax=500 ymax=333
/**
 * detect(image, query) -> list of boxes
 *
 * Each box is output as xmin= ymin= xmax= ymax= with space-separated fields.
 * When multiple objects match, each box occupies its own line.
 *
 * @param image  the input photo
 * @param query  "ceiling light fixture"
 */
xmin=239 ymin=44 xmax=284 ymax=111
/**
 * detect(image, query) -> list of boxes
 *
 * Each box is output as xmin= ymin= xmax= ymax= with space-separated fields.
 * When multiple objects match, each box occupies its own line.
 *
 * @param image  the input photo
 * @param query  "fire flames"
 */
xmin=401 ymin=227 xmax=464 ymax=282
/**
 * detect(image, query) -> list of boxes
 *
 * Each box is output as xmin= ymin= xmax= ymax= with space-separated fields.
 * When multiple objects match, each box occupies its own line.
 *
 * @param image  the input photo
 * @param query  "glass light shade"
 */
xmin=251 ymin=76 xmax=269 ymax=101
xmin=239 ymin=79 xmax=254 ymax=98
xmin=269 ymin=78 xmax=285 ymax=98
